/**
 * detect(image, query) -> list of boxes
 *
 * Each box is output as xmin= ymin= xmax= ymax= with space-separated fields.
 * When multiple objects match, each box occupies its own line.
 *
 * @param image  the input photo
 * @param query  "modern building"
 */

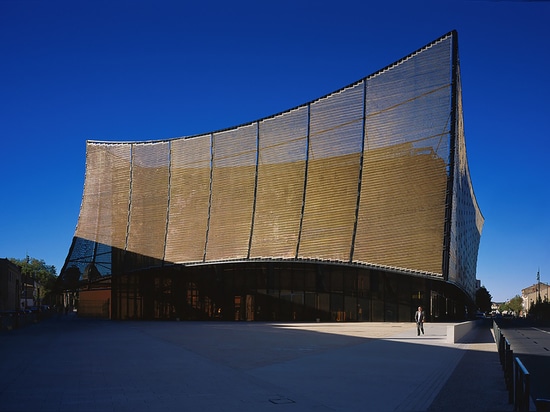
xmin=59 ymin=30 xmax=484 ymax=322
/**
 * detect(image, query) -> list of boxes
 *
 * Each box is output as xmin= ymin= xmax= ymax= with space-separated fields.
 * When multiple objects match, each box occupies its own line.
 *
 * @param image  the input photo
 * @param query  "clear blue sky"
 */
xmin=1 ymin=0 xmax=548 ymax=303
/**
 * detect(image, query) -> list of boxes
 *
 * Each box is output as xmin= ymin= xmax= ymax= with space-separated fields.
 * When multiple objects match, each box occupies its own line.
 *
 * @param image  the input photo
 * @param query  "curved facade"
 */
xmin=60 ymin=31 xmax=484 ymax=321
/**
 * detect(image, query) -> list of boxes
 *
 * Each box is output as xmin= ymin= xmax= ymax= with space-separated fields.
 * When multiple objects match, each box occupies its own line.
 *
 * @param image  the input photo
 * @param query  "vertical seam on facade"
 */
xmin=92 ymin=239 xmax=99 ymax=267
xmin=247 ymin=121 xmax=260 ymax=259
xmin=443 ymin=30 xmax=458 ymax=280
xmin=92 ymin=145 xmax=101 ymax=266
xmin=203 ymin=133 xmax=214 ymax=262
xmin=296 ymin=103 xmax=311 ymax=259
xmin=93 ymin=148 xmax=101 ymax=257
xmin=125 ymin=143 xmax=134 ymax=252
xmin=350 ymin=79 xmax=368 ymax=263
xmin=163 ymin=140 xmax=172 ymax=264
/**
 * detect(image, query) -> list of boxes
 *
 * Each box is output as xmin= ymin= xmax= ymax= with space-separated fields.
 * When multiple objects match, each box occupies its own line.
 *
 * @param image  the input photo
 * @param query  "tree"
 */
xmin=10 ymin=256 xmax=57 ymax=304
xmin=499 ymin=295 xmax=523 ymax=316
xmin=475 ymin=286 xmax=492 ymax=314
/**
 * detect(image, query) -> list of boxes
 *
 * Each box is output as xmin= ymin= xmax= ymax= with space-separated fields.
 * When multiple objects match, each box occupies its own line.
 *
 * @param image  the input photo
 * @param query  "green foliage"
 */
xmin=475 ymin=286 xmax=492 ymax=313
xmin=499 ymin=295 xmax=523 ymax=315
xmin=9 ymin=255 xmax=57 ymax=303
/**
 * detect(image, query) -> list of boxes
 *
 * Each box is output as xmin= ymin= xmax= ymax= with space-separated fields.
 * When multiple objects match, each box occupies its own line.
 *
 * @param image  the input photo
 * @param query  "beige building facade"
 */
xmin=523 ymin=282 xmax=549 ymax=313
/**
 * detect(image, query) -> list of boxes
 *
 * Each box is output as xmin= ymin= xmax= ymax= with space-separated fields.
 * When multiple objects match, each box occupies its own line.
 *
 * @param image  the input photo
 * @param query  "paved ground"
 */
xmin=427 ymin=323 xmax=513 ymax=411
xmin=0 ymin=315 xmax=513 ymax=411
xmin=496 ymin=320 xmax=550 ymax=407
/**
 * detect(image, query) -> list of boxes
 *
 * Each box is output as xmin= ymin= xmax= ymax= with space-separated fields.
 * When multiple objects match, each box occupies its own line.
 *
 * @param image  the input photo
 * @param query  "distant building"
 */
xmin=59 ymin=31 xmax=484 ymax=322
xmin=490 ymin=302 xmax=505 ymax=314
xmin=21 ymin=276 xmax=40 ymax=309
xmin=0 ymin=258 xmax=22 ymax=312
xmin=522 ymin=282 xmax=549 ymax=313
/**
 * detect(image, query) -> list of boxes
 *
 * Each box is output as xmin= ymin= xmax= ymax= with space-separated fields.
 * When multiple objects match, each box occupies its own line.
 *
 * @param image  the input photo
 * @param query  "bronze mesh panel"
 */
xmin=63 ymin=32 xmax=484 ymax=288
xmin=447 ymin=71 xmax=484 ymax=295
xmin=75 ymin=144 xmax=102 ymax=242
xmin=250 ymin=107 xmax=308 ymax=258
xmin=353 ymin=36 xmax=453 ymax=274
xmin=165 ymin=136 xmax=211 ymax=263
xmin=354 ymin=144 xmax=447 ymax=273
xmin=126 ymin=142 xmax=170 ymax=261
xmin=206 ymin=125 xmax=257 ymax=261
xmin=298 ymin=84 xmax=364 ymax=261
xmin=76 ymin=143 xmax=131 ymax=250
xmin=298 ymin=154 xmax=361 ymax=261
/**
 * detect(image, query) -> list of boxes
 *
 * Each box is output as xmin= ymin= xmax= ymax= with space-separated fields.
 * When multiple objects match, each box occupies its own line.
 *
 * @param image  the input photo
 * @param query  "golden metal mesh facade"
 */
xmin=298 ymin=84 xmax=364 ymax=261
xmin=76 ymin=144 xmax=131 ymax=251
xmin=165 ymin=136 xmax=211 ymax=263
xmin=250 ymin=107 xmax=308 ymax=258
xmin=63 ymin=31 xmax=483 ymax=298
xmin=126 ymin=142 xmax=170 ymax=262
xmin=206 ymin=125 xmax=257 ymax=261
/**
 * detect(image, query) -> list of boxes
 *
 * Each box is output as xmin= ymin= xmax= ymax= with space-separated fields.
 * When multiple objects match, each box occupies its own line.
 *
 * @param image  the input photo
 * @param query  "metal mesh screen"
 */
xmin=298 ymin=83 xmax=364 ymax=261
xmin=205 ymin=125 xmax=257 ymax=260
xmin=61 ymin=31 xmax=483 ymax=294
xmin=250 ymin=107 xmax=308 ymax=258
xmin=126 ymin=142 xmax=170 ymax=262
xmin=165 ymin=135 xmax=211 ymax=263
xmin=75 ymin=144 xmax=131 ymax=250
xmin=65 ymin=143 xmax=131 ymax=280
xmin=353 ymin=36 xmax=452 ymax=275
xmin=448 ymin=70 xmax=484 ymax=296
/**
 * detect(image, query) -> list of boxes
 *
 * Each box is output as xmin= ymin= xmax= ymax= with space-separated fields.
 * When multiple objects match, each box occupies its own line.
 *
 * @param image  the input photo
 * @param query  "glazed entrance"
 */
xmin=110 ymin=262 xmax=470 ymax=322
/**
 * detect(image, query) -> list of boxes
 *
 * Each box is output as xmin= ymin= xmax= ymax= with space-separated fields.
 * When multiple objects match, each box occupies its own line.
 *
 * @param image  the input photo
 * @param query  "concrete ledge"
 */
xmin=447 ymin=320 xmax=478 ymax=343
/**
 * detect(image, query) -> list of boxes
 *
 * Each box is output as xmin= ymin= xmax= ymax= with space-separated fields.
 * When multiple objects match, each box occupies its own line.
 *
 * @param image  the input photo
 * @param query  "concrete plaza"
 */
xmin=0 ymin=315 xmax=512 ymax=411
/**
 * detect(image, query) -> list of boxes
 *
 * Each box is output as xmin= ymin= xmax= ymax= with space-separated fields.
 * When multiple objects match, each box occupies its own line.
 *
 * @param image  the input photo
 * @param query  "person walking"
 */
xmin=415 ymin=306 xmax=425 ymax=336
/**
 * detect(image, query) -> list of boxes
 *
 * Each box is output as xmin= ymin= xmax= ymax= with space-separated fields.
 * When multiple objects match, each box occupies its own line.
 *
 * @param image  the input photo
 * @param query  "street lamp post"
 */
xmin=537 ymin=270 xmax=541 ymax=303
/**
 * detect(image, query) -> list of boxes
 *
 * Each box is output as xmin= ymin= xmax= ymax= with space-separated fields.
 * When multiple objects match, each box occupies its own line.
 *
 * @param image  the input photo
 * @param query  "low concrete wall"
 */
xmin=447 ymin=320 xmax=478 ymax=343
xmin=0 ymin=310 xmax=52 ymax=332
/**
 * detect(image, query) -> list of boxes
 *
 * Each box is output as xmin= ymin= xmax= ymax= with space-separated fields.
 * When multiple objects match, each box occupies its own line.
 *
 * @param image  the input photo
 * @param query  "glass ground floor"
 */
xmin=100 ymin=262 xmax=474 ymax=322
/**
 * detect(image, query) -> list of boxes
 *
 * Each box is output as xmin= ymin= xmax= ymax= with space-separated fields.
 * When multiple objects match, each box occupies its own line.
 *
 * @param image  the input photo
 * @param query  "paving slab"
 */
xmin=0 ymin=315 xmax=512 ymax=411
